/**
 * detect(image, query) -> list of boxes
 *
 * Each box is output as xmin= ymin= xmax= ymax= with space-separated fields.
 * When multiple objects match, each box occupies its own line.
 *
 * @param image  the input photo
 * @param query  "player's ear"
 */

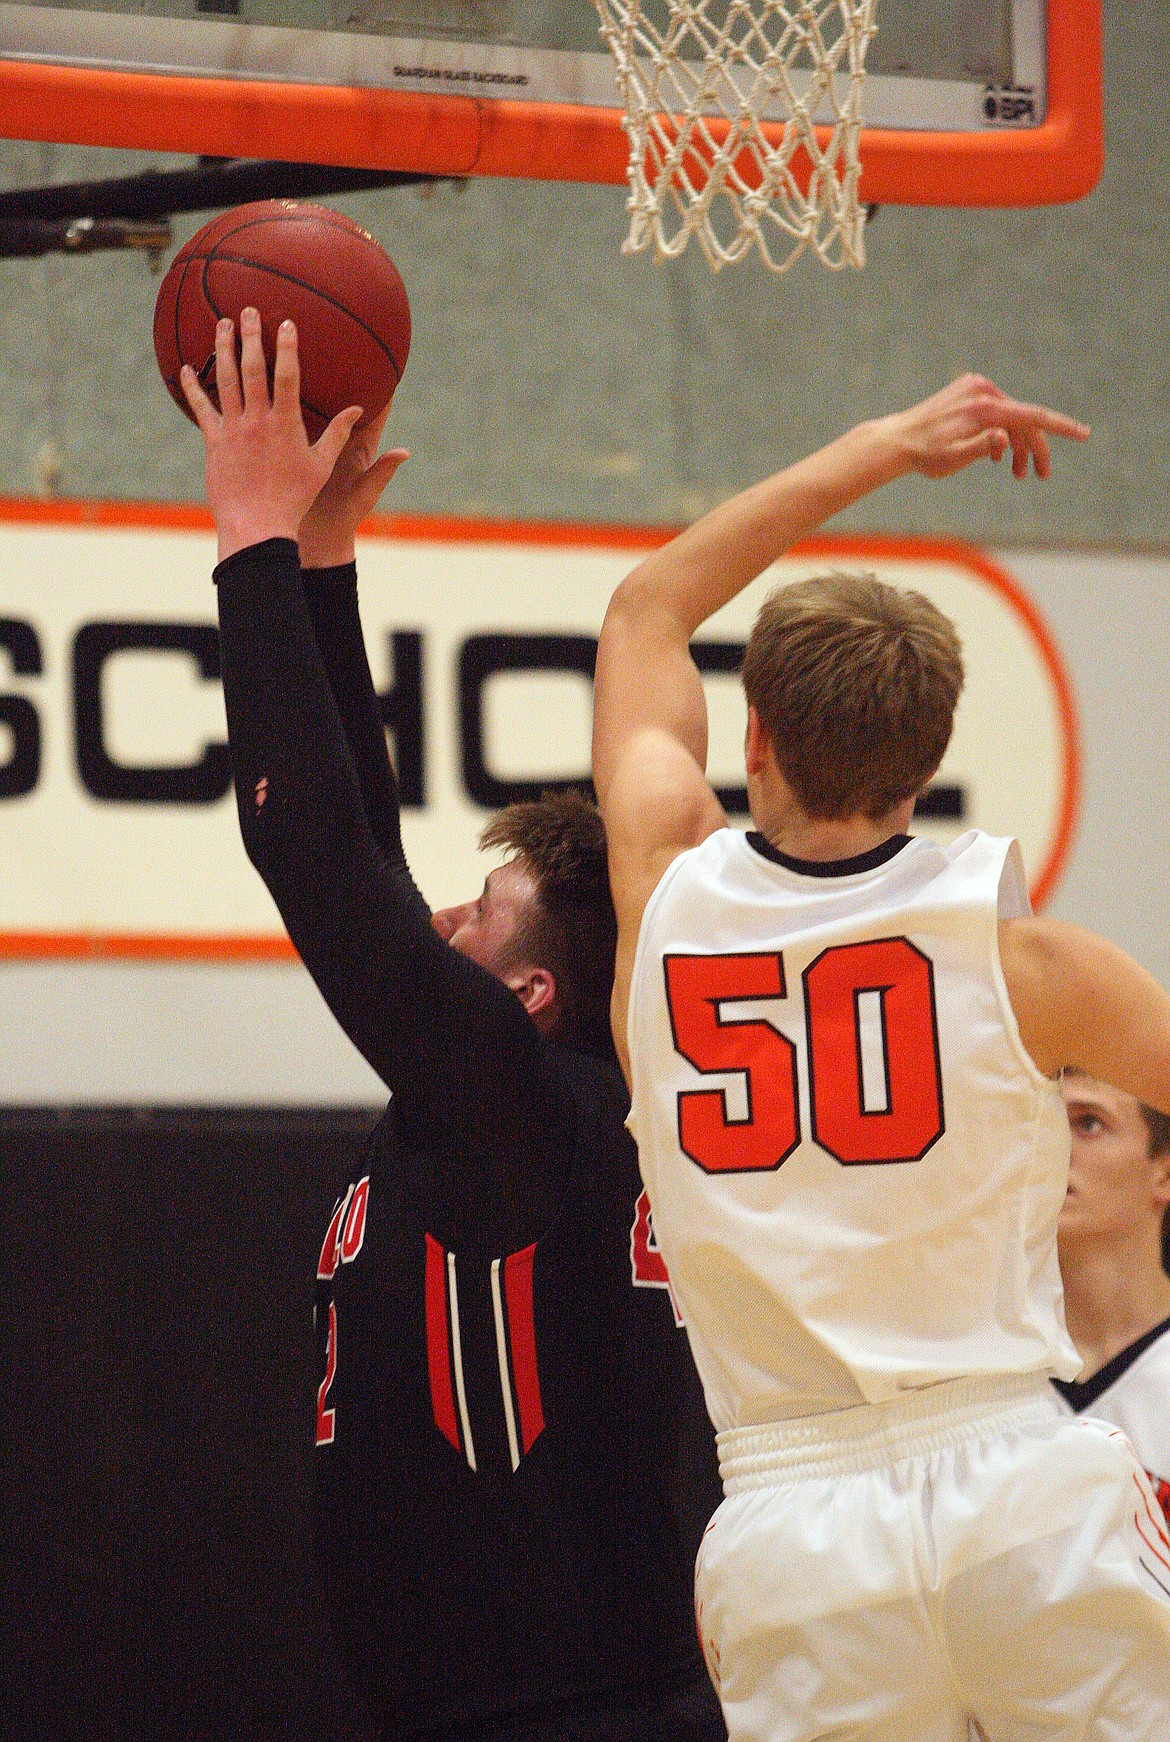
xmin=1149 ymin=1148 xmax=1170 ymax=1215
xmin=509 ymin=965 xmax=558 ymax=1025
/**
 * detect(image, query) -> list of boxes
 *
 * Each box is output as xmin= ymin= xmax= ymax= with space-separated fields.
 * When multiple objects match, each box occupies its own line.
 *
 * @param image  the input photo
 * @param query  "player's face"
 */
xmin=431 ymin=858 xmax=542 ymax=982
xmin=1059 ymin=1076 xmax=1169 ymax=1249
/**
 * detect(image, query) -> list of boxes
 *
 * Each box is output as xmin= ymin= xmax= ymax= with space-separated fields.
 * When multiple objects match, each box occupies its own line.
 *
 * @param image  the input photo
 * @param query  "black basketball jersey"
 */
xmin=314 ymin=1046 xmax=723 ymax=1740
xmin=214 ymin=541 xmax=724 ymax=1740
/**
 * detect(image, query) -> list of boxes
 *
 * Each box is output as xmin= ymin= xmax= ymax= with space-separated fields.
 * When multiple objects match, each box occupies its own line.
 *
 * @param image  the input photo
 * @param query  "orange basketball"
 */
xmin=153 ymin=200 xmax=411 ymax=440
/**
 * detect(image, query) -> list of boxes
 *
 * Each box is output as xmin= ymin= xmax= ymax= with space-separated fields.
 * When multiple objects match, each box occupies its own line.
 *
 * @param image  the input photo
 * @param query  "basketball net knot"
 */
xmin=593 ymin=0 xmax=877 ymax=273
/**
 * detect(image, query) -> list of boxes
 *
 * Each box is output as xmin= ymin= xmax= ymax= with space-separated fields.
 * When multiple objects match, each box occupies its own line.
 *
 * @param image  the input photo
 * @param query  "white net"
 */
xmin=593 ymin=0 xmax=878 ymax=273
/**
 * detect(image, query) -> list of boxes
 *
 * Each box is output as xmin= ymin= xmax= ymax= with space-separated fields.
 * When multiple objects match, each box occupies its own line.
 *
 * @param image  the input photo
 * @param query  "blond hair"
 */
xmin=741 ymin=572 xmax=964 ymax=820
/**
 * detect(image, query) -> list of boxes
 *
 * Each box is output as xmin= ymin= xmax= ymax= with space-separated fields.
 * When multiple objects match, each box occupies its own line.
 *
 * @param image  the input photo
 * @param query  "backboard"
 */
xmin=0 ymin=0 xmax=1101 ymax=204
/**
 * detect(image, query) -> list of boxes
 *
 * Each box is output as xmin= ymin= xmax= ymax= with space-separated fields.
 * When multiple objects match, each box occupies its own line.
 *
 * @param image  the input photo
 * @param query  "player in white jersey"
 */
xmin=591 ymin=375 xmax=1170 ymax=1741
xmin=1054 ymin=1074 xmax=1170 ymax=1529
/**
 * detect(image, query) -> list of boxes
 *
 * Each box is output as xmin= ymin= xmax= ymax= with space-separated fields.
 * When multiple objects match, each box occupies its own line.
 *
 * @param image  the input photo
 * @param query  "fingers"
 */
xmin=997 ymin=418 xmax=1048 ymax=480
xmin=978 ymin=395 xmax=1088 ymax=479
xmin=337 ymin=447 xmax=410 ymax=529
xmin=363 ymin=402 xmax=393 ymax=448
xmin=271 ymin=319 xmax=301 ymax=418
xmin=214 ymin=317 xmax=243 ymax=420
xmin=983 ymin=417 xmax=1056 ymax=479
xmin=1029 ymin=405 xmax=1091 ymax=442
xmin=999 ymin=405 xmax=1079 ymax=478
xmin=191 ymin=313 xmax=400 ymax=485
xmin=360 ymin=448 xmax=409 ymax=511
xmin=960 ymin=377 xmax=1090 ymax=443
xmin=332 ymin=400 xmax=393 ymax=473
xmin=371 ymin=448 xmax=410 ymax=487
xmin=179 ymin=362 xmax=220 ymax=437
xmin=1019 ymin=426 xmax=1050 ymax=480
xmin=238 ymin=306 xmax=269 ymax=412
xmin=314 ymin=405 xmax=365 ymax=475
xmin=951 ymin=429 xmax=1007 ymax=471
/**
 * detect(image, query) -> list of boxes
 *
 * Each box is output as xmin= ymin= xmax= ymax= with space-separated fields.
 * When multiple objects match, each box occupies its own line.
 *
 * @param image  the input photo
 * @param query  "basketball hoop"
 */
xmin=593 ymin=0 xmax=878 ymax=273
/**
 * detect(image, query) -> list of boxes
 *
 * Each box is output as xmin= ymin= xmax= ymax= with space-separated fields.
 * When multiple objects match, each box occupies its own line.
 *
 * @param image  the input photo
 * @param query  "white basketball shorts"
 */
xmin=694 ymin=1373 xmax=1170 ymax=1742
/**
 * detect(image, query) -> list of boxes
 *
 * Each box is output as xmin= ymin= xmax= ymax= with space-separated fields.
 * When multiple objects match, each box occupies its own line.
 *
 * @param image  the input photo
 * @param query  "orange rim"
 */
xmin=0 ymin=0 xmax=1101 ymax=205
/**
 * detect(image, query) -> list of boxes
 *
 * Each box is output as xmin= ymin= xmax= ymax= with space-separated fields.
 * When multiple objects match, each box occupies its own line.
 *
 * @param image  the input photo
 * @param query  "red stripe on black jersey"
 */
xmin=503 ymin=1243 xmax=544 ymax=1454
xmin=340 ymin=1177 xmax=369 ymax=1262
xmin=317 ymin=1186 xmax=353 ymax=1281
xmin=630 ymin=1188 xmax=684 ymax=1325
xmin=1153 ymin=1474 xmax=1170 ymax=1528
xmin=424 ymin=1233 xmax=460 ymax=1454
xmin=316 ymin=1299 xmax=338 ymax=1446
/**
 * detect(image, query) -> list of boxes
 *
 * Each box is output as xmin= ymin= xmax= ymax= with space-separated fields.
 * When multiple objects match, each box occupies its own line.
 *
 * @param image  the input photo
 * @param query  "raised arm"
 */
xmin=183 ymin=311 xmax=561 ymax=1175
xmin=301 ymin=563 xmax=409 ymax=870
xmin=298 ymin=404 xmax=412 ymax=870
xmin=592 ymin=376 xmax=1089 ymax=1078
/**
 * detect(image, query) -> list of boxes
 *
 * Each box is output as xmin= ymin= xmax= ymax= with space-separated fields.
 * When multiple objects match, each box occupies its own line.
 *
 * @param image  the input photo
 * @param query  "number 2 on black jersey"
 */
xmin=664 ymin=938 xmax=944 ymax=1174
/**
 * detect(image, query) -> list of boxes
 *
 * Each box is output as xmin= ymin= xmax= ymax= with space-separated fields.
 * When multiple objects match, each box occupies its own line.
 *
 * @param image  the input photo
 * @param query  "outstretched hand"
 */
xmin=890 ymin=374 xmax=1090 ymax=481
xmin=298 ymin=402 xmax=409 ymax=569
xmin=180 ymin=307 xmax=363 ymax=562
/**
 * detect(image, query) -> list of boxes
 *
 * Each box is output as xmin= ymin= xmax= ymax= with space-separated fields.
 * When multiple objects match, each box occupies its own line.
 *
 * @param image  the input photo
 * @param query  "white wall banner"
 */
xmin=0 ymin=503 xmax=1081 ymax=955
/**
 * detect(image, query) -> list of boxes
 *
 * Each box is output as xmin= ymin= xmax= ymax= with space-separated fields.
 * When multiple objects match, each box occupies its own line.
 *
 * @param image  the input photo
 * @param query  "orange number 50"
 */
xmin=663 ymin=938 xmax=944 ymax=1175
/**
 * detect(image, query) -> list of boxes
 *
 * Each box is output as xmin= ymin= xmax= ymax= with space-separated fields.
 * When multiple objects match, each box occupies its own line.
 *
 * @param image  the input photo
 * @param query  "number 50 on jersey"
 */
xmin=664 ymin=938 xmax=945 ymax=1174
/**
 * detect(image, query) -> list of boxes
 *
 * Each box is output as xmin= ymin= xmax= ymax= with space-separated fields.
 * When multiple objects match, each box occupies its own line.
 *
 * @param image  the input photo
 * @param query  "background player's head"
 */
xmin=431 ymin=789 xmax=617 ymax=1052
xmin=740 ymin=572 xmax=964 ymax=832
xmin=1059 ymin=1073 xmax=1170 ymax=1278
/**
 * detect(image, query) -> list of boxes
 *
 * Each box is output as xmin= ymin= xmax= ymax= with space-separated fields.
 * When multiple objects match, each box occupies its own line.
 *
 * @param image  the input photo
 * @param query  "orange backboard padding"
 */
xmin=0 ymin=66 xmax=491 ymax=178
xmin=0 ymin=0 xmax=1101 ymax=205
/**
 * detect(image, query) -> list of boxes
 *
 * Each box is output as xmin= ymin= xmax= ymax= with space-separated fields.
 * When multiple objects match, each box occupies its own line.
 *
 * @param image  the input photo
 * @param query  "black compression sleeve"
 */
xmin=215 ymin=539 xmax=567 ymax=1186
xmin=301 ymin=562 xmax=409 ymax=875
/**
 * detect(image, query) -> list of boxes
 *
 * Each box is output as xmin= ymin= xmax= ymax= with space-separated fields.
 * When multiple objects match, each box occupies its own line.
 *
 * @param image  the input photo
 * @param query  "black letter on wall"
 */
xmin=0 ymin=617 xmax=42 ymax=799
xmin=694 ymin=641 xmax=749 ymax=814
xmin=378 ymin=631 xmax=425 ymax=808
xmin=73 ymin=622 xmax=232 ymax=804
xmin=913 ymin=785 xmax=966 ymax=820
xmin=460 ymin=633 xmax=598 ymax=808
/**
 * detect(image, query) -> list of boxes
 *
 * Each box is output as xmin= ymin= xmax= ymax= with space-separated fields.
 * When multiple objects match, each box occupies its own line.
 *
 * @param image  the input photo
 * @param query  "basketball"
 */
xmin=153 ymin=200 xmax=411 ymax=440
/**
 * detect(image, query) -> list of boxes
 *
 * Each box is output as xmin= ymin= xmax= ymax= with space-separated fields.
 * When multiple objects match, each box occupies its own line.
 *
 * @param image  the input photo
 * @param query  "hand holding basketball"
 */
xmin=154 ymin=201 xmax=410 ymax=443
xmin=181 ymin=309 xmax=361 ymax=561
xmin=891 ymin=374 xmax=1090 ymax=482
xmin=298 ymin=404 xmax=409 ymax=570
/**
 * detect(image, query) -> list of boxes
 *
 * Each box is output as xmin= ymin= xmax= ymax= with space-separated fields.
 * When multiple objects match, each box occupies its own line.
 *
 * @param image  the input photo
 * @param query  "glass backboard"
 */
xmin=0 ymin=0 xmax=1102 ymax=203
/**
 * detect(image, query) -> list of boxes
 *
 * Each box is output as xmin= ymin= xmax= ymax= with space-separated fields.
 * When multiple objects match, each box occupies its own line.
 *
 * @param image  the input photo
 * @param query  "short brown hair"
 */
xmin=1140 ymin=1103 xmax=1170 ymax=1277
xmin=480 ymin=789 xmax=617 ymax=1055
xmin=1140 ymin=1103 xmax=1170 ymax=1161
xmin=741 ymin=572 xmax=965 ymax=820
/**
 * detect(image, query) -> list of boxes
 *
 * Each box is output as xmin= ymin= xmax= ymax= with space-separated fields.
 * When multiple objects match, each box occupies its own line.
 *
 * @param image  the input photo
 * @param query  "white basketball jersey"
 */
xmin=1053 ymin=1318 xmax=1170 ymax=1518
xmin=626 ymin=827 xmax=1081 ymax=1431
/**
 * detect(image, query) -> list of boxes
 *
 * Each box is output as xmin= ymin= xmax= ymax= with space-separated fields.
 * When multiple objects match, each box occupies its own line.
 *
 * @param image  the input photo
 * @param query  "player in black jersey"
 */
xmin=180 ymin=311 xmax=724 ymax=1741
